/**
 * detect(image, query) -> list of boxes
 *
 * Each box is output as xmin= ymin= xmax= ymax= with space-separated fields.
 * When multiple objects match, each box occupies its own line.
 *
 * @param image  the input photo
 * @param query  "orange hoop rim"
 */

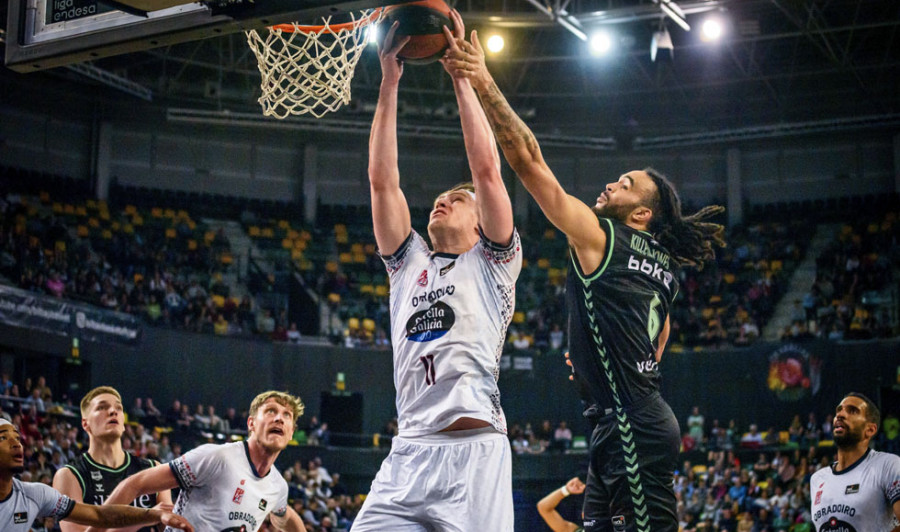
xmin=270 ymin=7 xmax=383 ymax=34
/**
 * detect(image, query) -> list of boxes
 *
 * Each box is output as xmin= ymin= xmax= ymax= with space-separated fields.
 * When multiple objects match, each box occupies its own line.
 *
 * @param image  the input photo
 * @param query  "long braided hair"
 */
xmin=644 ymin=167 xmax=726 ymax=271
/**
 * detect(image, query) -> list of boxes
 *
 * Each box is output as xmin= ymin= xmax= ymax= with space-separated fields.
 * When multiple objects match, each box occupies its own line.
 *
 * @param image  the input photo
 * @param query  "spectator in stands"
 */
xmin=287 ymin=323 xmax=302 ymax=343
xmin=553 ymin=421 xmax=573 ymax=451
xmin=687 ymin=406 xmax=705 ymax=448
xmin=740 ymin=424 xmax=763 ymax=448
xmin=129 ymin=397 xmax=146 ymax=424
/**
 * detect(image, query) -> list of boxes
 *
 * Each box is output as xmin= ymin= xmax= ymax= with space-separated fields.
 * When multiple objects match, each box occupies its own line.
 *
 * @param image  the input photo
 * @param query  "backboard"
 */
xmin=4 ymin=0 xmax=389 ymax=72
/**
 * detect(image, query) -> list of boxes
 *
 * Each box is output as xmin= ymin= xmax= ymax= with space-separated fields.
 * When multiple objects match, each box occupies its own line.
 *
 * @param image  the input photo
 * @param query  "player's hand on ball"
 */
xmin=442 ymin=22 xmax=490 ymax=89
xmin=565 ymin=477 xmax=586 ymax=495
xmin=378 ymin=21 xmax=411 ymax=84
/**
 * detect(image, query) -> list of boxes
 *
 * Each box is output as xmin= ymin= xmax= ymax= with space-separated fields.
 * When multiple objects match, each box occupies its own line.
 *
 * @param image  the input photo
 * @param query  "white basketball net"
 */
xmin=246 ymin=9 xmax=382 ymax=119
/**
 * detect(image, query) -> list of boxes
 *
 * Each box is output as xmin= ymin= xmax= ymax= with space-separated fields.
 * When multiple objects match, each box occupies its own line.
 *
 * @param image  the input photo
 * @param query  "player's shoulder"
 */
xmin=17 ymin=478 xmax=61 ymax=500
xmin=810 ymin=464 xmax=832 ymax=483
xmin=867 ymin=448 xmax=900 ymax=467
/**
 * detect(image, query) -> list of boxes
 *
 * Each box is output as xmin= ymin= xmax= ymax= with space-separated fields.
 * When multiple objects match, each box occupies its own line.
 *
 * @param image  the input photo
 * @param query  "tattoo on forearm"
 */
xmin=478 ymin=81 xmax=540 ymax=160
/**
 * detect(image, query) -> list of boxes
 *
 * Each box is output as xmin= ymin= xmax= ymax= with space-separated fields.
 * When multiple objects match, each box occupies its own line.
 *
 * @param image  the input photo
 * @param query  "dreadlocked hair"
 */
xmin=644 ymin=167 xmax=726 ymax=271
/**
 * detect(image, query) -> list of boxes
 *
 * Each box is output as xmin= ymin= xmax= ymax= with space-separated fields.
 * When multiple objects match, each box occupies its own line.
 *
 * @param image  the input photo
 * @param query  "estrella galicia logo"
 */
xmin=406 ymin=301 xmax=455 ymax=342
xmin=14 ymin=512 xmax=28 ymax=524
xmin=821 ymin=517 xmax=856 ymax=531
xmin=258 ymin=498 xmax=267 ymax=511
xmin=612 ymin=515 xmax=626 ymax=531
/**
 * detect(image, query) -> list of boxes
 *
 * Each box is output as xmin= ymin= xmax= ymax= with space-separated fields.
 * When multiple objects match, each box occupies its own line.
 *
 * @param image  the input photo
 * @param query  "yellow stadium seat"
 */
xmin=151 ymin=207 xmax=163 ymax=217
xmin=77 ymin=225 xmax=89 ymax=237
xmin=326 ymin=261 xmax=339 ymax=273
xmin=64 ymin=204 xmax=75 ymax=214
xmin=339 ymin=252 xmax=353 ymax=264
xmin=353 ymin=253 xmax=366 ymax=264
xmin=328 ymin=293 xmax=341 ymax=304
xmin=221 ymin=253 xmax=234 ymax=265
xmin=125 ymin=205 xmax=137 ymax=215
xmin=348 ymin=317 xmax=360 ymax=330
xmin=165 ymin=228 xmax=176 ymax=239
xmin=261 ymin=227 xmax=275 ymax=238
xmin=770 ymin=260 xmax=783 ymax=272
xmin=723 ymin=273 xmax=736 ymax=284
xmin=188 ymin=240 xmax=198 ymax=251
xmin=123 ymin=224 xmax=134 ymax=234
xmin=88 ymin=218 xmax=100 ymax=228
xmin=249 ymin=226 xmax=261 ymax=237
xmin=132 ymin=215 xmax=143 ymax=226
xmin=336 ymin=233 xmax=348 ymax=244
xmin=52 ymin=203 xmax=63 ymax=213
xmin=75 ymin=206 xmax=87 ymax=216
xmin=537 ymin=258 xmax=551 ymax=269
xmin=55 ymin=241 xmax=66 ymax=252
xmin=363 ymin=318 xmax=376 ymax=332
xmin=212 ymin=294 xmax=226 ymax=308
xmin=375 ymin=285 xmax=389 ymax=297
xmin=282 ymin=238 xmax=293 ymax=249
xmin=351 ymin=243 xmax=364 ymax=254
xmin=364 ymin=243 xmax=376 ymax=255
xmin=360 ymin=285 xmax=375 ymax=294
xmin=291 ymin=249 xmax=303 ymax=260
xmin=543 ymin=229 xmax=556 ymax=240
xmin=513 ymin=311 xmax=525 ymax=324
xmin=278 ymin=220 xmax=290 ymax=229
xmin=164 ymin=208 xmax=175 ymax=218
xmin=101 ymin=230 xmax=113 ymax=239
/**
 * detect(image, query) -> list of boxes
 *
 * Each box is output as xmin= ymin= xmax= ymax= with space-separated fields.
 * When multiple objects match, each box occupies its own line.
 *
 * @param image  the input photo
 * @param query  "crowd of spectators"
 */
xmin=2 ymin=179 xmax=897 ymax=352
xmin=783 ymin=211 xmax=898 ymax=342
xmin=0 ymin=371 xmax=359 ymax=532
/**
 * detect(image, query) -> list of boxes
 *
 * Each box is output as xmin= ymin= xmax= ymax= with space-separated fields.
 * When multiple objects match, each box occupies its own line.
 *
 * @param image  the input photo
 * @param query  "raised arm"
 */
xmin=370 ymin=21 xmax=413 ymax=255
xmin=86 ymin=464 xmax=180 ymax=532
xmin=441 ymin=10 xmax=512 ymax=245
xmin=442 ymin=31 xmax=605 ymax=256
xmin=536 ymin=477 xmax=584 ymax=532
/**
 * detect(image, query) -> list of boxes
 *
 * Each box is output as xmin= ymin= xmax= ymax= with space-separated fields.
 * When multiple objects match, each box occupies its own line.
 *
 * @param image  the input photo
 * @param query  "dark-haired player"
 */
xmin=443 ymin=30 xmax=726 ymax=532
xmin=0 ymin=420 xmax=192 ymax=532
xmin=53 ymin=386 xmax=171 ymax=532
xmin=810 ymin=392 xmax=900 ymax=531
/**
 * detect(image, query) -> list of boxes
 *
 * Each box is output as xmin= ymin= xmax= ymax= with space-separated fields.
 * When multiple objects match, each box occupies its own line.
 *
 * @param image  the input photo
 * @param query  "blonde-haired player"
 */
xmin=352 ymin=10 xmax=520 ymax=532
xmin=93 ymin=391 xmax=308 ymax=532
xmin=53 ymin=386 xmax=172 ymax=532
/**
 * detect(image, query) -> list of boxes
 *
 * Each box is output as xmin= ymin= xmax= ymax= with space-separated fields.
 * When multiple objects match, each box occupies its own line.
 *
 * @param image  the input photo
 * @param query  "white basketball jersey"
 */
xmin=810 ymin=448 xmax=900 ymax=532
xmin=167 ymin=441 xmax=288 ymax=532
xmin=0 ymin=479 xmax=74 ymax=532
xmin=382 ymin=230 xmax=521 ymax=437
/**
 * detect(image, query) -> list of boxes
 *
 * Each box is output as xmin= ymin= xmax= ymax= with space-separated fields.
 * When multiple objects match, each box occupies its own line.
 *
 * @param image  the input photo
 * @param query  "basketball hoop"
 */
xmin=246 ymin=9 xmax=383 ymax=119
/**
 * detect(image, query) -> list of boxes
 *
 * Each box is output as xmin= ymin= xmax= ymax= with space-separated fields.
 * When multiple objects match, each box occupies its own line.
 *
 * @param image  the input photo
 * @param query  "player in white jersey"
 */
xmin=94 ymin=391 xmax=308 ymax=532
xmin=810 ymin=393 xmax=900 ymax=532
xmin=0 ymin=420 xmax=193 ymax=532
xmin=353 ymin=11 xmax=519 ymax=532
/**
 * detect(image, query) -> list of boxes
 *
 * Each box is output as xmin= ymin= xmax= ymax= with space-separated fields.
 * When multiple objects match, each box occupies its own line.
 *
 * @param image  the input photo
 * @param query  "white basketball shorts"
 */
xmin=351 ymin=427 xmax=513 ymax=531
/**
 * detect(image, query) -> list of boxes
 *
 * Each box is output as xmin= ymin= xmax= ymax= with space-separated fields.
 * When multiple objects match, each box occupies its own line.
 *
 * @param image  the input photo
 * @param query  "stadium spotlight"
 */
xmin=366 ymin=24 xmax=380 ymax=46
xmin=701 ymin=17 xmax=723 ymax=42
xmin=486 ymin=34 xmax=505 ymax=54
xmin=589 ymin=30 xmax=613 ymax=56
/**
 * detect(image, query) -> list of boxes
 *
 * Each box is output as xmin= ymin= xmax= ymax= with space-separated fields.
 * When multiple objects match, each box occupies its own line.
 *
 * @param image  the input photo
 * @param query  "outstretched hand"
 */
xmin=378 ymin=20 xmax=411 ymax=85
xmin=438 ymin=9 xmax=465 ymax=78
xmin=441 ymin=17 xmax=491 ymax=90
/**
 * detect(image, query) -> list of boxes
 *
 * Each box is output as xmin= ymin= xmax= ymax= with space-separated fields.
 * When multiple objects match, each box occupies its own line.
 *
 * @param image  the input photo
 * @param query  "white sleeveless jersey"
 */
xmin=382 ymin=230 xmax=521 ymax=437
xmin=810 ymin=448 xmax=900 ymax=532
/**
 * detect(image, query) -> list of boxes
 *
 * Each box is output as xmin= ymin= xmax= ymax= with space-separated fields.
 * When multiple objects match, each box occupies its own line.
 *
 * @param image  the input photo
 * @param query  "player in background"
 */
xmin=53 ymin=386 xmax=172 ymax=532
xmin=93 ymin=391 xmax=307 ymax=532
xmin=0 ymin=419 xmax=192 ymax=532
xmin=442 ymin=28 xmax=725 ymax=532
xmin=810 ymin=392 xmax=900 ymax=531
xmin=352 ymin=11 xmax=520 ymax=531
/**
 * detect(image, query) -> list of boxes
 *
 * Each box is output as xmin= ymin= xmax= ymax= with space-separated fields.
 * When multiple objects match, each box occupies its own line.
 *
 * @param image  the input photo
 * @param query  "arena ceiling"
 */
xmin=2 ymin=0 xmax=899 ymax=145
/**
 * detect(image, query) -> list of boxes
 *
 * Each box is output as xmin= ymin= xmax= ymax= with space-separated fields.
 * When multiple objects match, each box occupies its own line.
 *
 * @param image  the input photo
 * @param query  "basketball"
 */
xmin=376 ymin=0 xmax=453 ymax=64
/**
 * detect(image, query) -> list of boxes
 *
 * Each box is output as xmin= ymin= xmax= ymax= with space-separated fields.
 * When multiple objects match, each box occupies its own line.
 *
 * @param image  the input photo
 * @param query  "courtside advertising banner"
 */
xmin=0 ymin=285 xmax=141 ymax=345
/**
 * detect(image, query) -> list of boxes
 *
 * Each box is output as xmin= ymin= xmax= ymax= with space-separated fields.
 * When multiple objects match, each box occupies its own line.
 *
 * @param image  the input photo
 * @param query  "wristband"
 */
xmin=560 ymin=485 xmax=570 ymax=497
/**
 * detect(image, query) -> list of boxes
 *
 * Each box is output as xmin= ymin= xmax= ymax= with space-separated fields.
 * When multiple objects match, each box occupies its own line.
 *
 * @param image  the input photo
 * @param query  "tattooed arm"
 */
xmin=442 ymin=31 xmax=604 ymax=258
